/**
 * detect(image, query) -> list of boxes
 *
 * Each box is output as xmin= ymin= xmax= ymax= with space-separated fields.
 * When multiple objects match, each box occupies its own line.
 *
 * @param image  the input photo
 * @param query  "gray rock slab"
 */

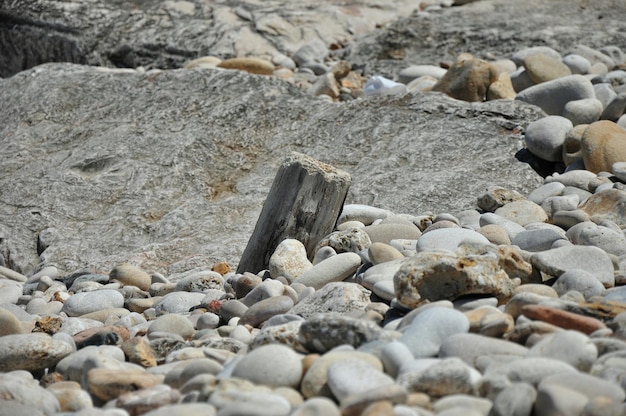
xmin=0 ymin=65 xmax=545 ymax=276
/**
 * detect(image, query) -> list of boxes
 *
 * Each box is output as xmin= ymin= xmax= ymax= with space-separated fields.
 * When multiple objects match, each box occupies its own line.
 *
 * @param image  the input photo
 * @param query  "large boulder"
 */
xmin=0 ymin=64 xmax=544 ymax=275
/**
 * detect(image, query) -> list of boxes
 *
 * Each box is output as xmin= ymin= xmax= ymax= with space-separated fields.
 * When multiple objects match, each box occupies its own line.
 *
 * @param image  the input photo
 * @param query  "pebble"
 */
xmin=581 ymin=120 xmax=626 ymax=173
xmin=521 ymin=304 xmax=607 ymax=334
xmin=0 ymin=371 xmax=61 ymax=415
xmin=399 ymin=307 xmax=470 ymax=358
xmin=431 ymin=55 xmax=498 ymax=102
xmin=289 ymin=282 xmax=371 ymax=319
xmin=295 ymin=252 xmax=361 ymax=289
xmin=530 ymin=245 xmax=615 ymax=287
xmin=232 ymin=344 xmax=302 ymax=388
xmin=551 ymin=269 xmax=606 ymax=299
xmin=147 ymin=314 xmax=195 ymax=340
xmin=562 ymin=98 xmax=603 ymax=125
xmin=562 ymin=54 xmax=591 ymax=75
xmin=61 ymin=289 xmax=125 ymax=317
xmin=523 ymin=54 xmax=571 ymax=83
xmin=269 ymin=239 xmax=313 ymax=281
xmin=399 ymin=65 xmax=447 ymax=84
xmin=153 ymin=291 xmax=205 ymax=314
xmin=515 ymin=74 xmax=595 ymax=116
xmin=174 ymin=270 xmax=224 ymax=292
xmin=439 ymin=333 xmax=528 ymax=365
xmin=415 ymin=228 xmax=490 ymax=252
xmin=292 ymin=397 xmax=340 ymax=416
xmin=327 ymin=359 xmax=395 ymax=401
xmin=512 ymin=46 xmax=562 ymax=67
xmin=489 ymin=382 xmax=536 ymax=416
xmin=0 ymin=333 xmax=73 ymax=372
xmin=239 ymin=295 xmax=294 ymax=327
xmin=527 ymin=330 xmax=598 ymax=371
xmin=216 ymin=57 xmax=275 ymax=75
xmin=523 ymin=115 xmax=573 ymax=162
xmin=0 ymin=307 xmax=25 ymax=336
xmin=368 ymin=242 xmax=404 ymax=265
xmin=109 ymin=263 xmax=152 ymax=290
xmin=365 ymin=222 xmax=422 ymax=244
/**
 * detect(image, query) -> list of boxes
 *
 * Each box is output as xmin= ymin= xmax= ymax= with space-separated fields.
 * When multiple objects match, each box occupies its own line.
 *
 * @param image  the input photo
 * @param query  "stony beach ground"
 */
xmin=3 ymin=0 xmax=626 ymax=415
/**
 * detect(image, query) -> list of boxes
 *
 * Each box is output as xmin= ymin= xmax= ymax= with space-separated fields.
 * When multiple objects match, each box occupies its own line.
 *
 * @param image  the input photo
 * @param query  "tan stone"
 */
xmin=87 ymin=368 xmax=164 ymax=402
xmin=581 ymin=120 xmax=626 ymax=173
xmin=121 ymin=337 xmax=158 ymax=368
xmin=431 ymin=55 xmax=499 ymax=102
xmin=184 ymin=56 xmax=222 ymax=69
xmin=212 ymin=261 xmax=231 ymax=275
xmin=109 ymin=263 xmax=151 ymax=290
xmin=0 ymin=309 xmax=24 ymax=336
xmin=523 ymin=54 xmax=572 ymax=83
xmin=217 ymin=57 xmax=275 ymax=75
xmin=478 ymin=224 xmax=511 ymax=245
xmin=487 ymin=71 xmax=516 ymax=100
xmin=563 ymin=124 xmax=589 ymax=166
xmin=368 ymin=242 xmax=404 ymax=265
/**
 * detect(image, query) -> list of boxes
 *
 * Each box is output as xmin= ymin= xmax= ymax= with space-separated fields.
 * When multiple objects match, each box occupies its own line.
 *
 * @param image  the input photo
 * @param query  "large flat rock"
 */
xmin=0 ymin=64 xmax=544 ymax=276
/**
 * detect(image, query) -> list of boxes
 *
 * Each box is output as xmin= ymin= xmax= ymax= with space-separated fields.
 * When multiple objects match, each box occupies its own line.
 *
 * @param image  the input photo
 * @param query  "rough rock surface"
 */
xmin=0 ymin=65 xmax=544 ymax=275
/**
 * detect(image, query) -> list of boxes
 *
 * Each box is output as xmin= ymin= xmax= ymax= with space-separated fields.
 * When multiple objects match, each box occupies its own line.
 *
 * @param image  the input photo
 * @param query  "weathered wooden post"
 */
xmin=237 ymin=152 xmax=352 ymax=274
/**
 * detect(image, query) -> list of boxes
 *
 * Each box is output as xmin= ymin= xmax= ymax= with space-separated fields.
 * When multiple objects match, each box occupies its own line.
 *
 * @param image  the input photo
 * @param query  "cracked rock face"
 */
xmin=393 ymin=246 xmax=520 ymax=309
xmin=0 ymin=64 xmax=545 ymax=276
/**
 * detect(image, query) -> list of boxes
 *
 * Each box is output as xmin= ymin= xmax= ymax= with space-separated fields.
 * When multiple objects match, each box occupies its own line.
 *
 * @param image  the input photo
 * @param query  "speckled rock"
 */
xmin=0 ymin=333 xmax=73 ymax=372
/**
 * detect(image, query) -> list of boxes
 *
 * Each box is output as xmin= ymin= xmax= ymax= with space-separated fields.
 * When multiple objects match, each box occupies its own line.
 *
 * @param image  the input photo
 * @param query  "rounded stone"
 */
xmin=527 ymin=330 xmax=598 ymax=371
xmin=0 ymin=333 xmax=73 ymax=372
xmin=174 ymin=271 xmax=224 ymax=292
xmin=552 ymin=269 xmax=606 ymax=299
xmin=562 ymin=98 xmax=603 ymax=125
xmin=523 ymin=54 xmax=571 ymax=84
xmin=239 ymin=295 xmax=294 ymax=327
xmin=61 ymin=289 xmax=124 ymax=317
xmin=399 ymin=65 xmax=447 ymax=84
xmin=511 ymin=228 xmax=566 ymax=252
xmin=478 ymin=224 xmax=511 ymax=245
xmin=0 ymin=371 xmax=61 ymax=415
xmin=368 ymin=242 xmax=404 ymax=265
xmin=147 ymin=314 xmax=195 ymax=340
xmin=295 ymin=252 xmax=362 ymax=290
xmin=109 ymin=263 xmax=152 ymax=290
xmin=523 ymin=115 xmax=573 ymax=162
xmin=217 ymin=57 xmax=275 ymax=75
xmin=512 ymin=46 xmax=563 ymax=67
xmin=431 ymin=56 xmax=499 ymax=102
xmin=581 ymin=120 xmax=626 ymax=173
xmin=232 ymin=344 xmax=303 ymax=388
xmin=562 ymin=54 xmax=591 ymax=75
xmin=399 ymin=307 xmax=470 ymax=358
xmin=364 ymin=223 xmax=422 ymax=245
xmin=292 ymin=397 xmax=340 ymax=416
xmin=515 ymin=74 xmax=595 ymax=116
xmin=0 ymin=308 xmax=25 ymax=336
xmin=0 ymin=279 xmax=23 ymax=304
xmin=154 ymin=292 xmax=205 ymax=314
xmin=269 ymin=239 xmax=313 ymax=281
xmin=530 ymin=245 xmax=615 ymax=287
xmin=416 ymin=228 xmax=490 ymax=252
xmin=327 ymin=359 xmax=395 ymax=402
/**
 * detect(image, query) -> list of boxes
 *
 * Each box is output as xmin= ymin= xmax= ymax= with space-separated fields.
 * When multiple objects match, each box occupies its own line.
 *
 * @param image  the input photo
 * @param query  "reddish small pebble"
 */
xmin=521 ymin=304 xmax=606 ymax=335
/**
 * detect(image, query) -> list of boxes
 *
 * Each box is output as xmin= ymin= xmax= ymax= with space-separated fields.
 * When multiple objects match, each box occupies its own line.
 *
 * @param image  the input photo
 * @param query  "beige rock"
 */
xmin=393 ymin=249 xmax=518 ymax=309
xmin=368 ymin=242 xmax=404 ymax=265
xmin=580 ymin=188 xmax=626 ymax=227
xmin=523 ymin=54 xmax=572 ymax=83
xmin=121 ymin=337 xmax=157 ymax=368
xmin=0 ymin=309 xmax=24 ymax=336
xmin=562 ymin=124 xmax=589 ymax=166
xmin=47 ymin=381 xmax=93 ymax=412
xmin=269 ymin=239 xmax=313 ymax=281
xmin=487 ymin=71 xmax=516 ymax=100
xmin=309 ymin=72 xmax=340 ymax=98
xmin=184 ymin=56 xmax=222 ymax=69
xmin=300 ymin=351 xmax=382 ymax=398
xmin=109 ymin=263 xmax=151 ymax=291
xmin=494 ymin=199 xmax=548 ymax=226
xmin=478 ymin=224 xmax=511 ymax=245
xmin=217 ymin=57 xmax=275 ymax=75
xmin=87 ymin=368 xmax=164 ymax=402
xmin=431 ymin=55 xmax=499 ymax=102
xmin=581 ymin=120 xmax=626 ymax=173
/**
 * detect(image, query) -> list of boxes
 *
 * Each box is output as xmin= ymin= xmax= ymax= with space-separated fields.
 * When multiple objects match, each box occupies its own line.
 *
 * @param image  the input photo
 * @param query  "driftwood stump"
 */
xmin=237 ymin=152 xmax=351 ymax=274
